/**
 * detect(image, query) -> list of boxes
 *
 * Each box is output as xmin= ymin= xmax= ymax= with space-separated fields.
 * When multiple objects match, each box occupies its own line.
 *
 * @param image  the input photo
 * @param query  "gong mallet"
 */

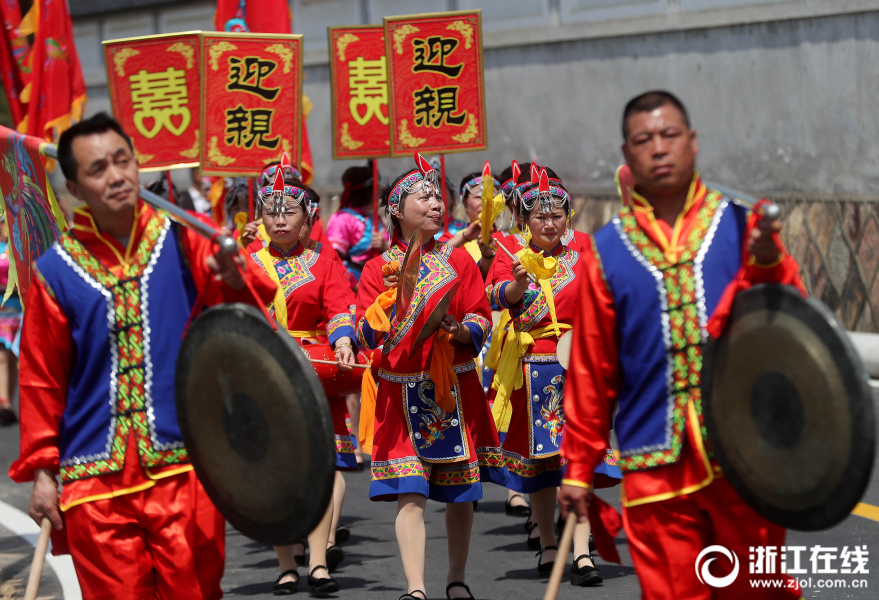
xmin=308 ymin=358 xmax=370 ymax=369
xmin=23 ymin=517 xmax=53 ymax=600
xmin=543 ymin=512 xmax=578 ymax=600
xmin=494 ymin=241 xmax=538 ymax=284
xmin=706 ymin=182 xmax=781 ymax=224
xmin=40 ymin=144 xmax=239 ymax=257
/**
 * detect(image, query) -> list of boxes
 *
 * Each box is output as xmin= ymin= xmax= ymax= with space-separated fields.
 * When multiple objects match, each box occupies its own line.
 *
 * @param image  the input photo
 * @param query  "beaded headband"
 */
xmin=501 ymin=160 xmax=521 ymax=201
xmin=461 ymin=175 xmax=500 ymax=198
xmin=258 ymin=152 xmax=302 ymax=188
xmin=258 ymin=158 xmax=310 ymax=214
xmin=518 ymin=168 xmax=571 ymax=220
xmin=386 ymin=153 xmax=439 ymax=229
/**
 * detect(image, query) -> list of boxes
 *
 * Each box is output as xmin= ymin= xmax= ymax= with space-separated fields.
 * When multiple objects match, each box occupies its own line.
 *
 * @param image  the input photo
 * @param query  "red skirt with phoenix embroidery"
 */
xmin=369 ymin=364 xmax=508 ymax=503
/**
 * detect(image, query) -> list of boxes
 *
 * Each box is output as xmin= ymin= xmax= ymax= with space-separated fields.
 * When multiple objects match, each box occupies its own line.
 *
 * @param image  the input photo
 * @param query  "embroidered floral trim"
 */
xmin=58 ymin=214 xmax=189 ymax=482
xmin=614 ymin=190 xmax=724 ymax=472
xmin=503 ymin=451 xmax=564 ymax=478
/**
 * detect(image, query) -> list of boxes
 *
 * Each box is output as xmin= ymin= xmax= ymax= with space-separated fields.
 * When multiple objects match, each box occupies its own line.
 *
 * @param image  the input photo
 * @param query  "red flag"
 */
xmin=16 ymin=0 xmax=87 ymax=144
xmin=0 ymin=0 xmax=31 ymax=125
xmin=214 ymin=0 xmax=313 ymax=184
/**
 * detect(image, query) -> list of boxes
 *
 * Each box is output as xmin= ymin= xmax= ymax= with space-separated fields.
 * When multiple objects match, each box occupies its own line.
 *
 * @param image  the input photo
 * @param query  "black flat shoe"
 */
xmin=505 ymin=494 xmax=531 ymax=517
xmin=399 ymin=591 xmax=426 ymax=600
xmin=570 ymin=554 xmax=603 ymax=586
xmin=526 ymin=521 xmax=541 ymax=550
xmin=273 ymin=570 xmax=299 ymax=595
xmin=446 ymin=581 xmax=475 ymax=599
xmin=0 ymin=405 xmax=16 ymax=425
xmin=335 ymin=525 xmax=351 ymax=545
xmin=308 ymin=566 xmax=339 ymax=595
xmin=326 ymin=545 xmax=345 ymax=572
xmin=536 ymin=545 xmax=558 ymax=576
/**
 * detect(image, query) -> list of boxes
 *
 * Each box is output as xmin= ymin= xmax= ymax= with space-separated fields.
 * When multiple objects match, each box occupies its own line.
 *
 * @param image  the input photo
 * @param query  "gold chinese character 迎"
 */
xmin=227 ymin=56 xmax=281 ymax=101
xmin=348 ymin=56 xmax=388 ymax=126
xmin=129 ymin=67 xmax=191 ymax=139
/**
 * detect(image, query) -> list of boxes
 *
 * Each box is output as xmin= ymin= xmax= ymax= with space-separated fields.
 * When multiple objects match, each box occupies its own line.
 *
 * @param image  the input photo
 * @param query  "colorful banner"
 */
xmin=384 ymin=10 xmax=486 ymax=157
xmin=200 ymin=32 xmax=302 ymax=177
xmin=103 ymin=32 xmax=202 ymax=172
xmin=0 ymin=125 xmax=66 ymax=303
xmin=328 ymin=25 xmax=391 ymax=160
xmin=16 ymin=0 xmax=87 ymax=145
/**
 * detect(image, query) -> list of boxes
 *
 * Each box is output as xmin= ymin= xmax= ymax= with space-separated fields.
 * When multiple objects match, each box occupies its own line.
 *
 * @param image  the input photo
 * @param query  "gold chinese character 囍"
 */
xmin=227 ymin=56 xmax=281 ymax=101
xmin=348 ymin=56 xmax=388 ymax=126
xmin=224 ymin=104 xmax=280 ymax=150
xmin=129 ymin=67 xmax=191 ymax=139
xmin=412 ymin=84 xmax=467 ymax=128
xmin=411 ymin=36 xmax=463 ymax=78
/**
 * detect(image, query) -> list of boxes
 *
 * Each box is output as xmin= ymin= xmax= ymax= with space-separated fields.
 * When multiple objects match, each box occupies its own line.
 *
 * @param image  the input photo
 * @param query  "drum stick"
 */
xmin=543 ymin=512 xmax=577 ymax=600
xmin=496 ymin=241 xmax=538 ymax=283
xmin=308 ymin=358 xmax=370 ymax=369
xmin=40 ymin=144 xmax=238 ymax=257
xmin=23 ymin=517 xmax=52 ymax=600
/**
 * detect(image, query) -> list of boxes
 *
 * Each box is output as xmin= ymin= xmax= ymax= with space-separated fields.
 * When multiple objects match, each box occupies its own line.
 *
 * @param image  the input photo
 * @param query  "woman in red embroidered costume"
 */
xmin=490 ymin=168 xmax=621 ymax=584
xmin=355 ymin=154 xmax=507 ymax=600
xmin=250 ymin=166 xmax=358 ymax=595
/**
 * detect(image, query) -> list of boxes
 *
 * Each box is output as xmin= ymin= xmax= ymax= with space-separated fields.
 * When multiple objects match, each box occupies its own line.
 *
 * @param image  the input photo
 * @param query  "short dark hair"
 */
xmin=57 ymin=112 xmax=133 ymax=182
xmin=622 ymin=91 xmax=690 ymax=140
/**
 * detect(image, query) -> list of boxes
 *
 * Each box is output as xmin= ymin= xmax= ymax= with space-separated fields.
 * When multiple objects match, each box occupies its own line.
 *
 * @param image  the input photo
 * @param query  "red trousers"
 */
xmin=624 ymin=478 xmax=801 ymax=600
xmin=64 ymin=470 xmax=225 ymax=600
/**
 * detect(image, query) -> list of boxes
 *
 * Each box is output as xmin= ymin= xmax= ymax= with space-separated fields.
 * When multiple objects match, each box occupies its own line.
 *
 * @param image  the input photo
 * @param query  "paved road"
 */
xmin=2 ymin=400 xmax=879 ymax=599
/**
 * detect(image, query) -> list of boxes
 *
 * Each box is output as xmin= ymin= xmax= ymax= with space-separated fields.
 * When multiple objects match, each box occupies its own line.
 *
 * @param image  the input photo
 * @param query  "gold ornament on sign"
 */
xmin=398 ymin=119 xmax=426 ymax=148
xmin=208 ymin=136 xmax=236 ymax=166
xmin=113 ymin=48 xmax=140 ymax=77
xmin=340 ymin=123 xmax=364 ymax=150
xmin=335 ymin=33 xmax=359 ymax=62
xmin=282 ymin=138 xmax=293 ymax=157
xmin=266 ymin=43 xmax=294 ymax=74
xmin=166 ymin=42 xmax=195 ymax=69
xmin=179 ymin=129 xmax=199 ymax=159
xmin=134 ymin=150 xmax=155 ymax=163
xmin=451 ymin=114 xmax=479 ymax=143
xmin=392 ymin=24 xmax=420 ymax=55
xmin=446 ymin=21 xmax=474 ymax=49
xmin=208 ymin=41 xmax=238 ymax=71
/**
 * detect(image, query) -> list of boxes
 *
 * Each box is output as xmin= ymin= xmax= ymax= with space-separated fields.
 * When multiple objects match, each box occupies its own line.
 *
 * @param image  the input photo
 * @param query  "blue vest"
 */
xmin=35 ymin=214 xmax=196 ymax=482
xmin=592 ymin=191 xmax=746 ymax=472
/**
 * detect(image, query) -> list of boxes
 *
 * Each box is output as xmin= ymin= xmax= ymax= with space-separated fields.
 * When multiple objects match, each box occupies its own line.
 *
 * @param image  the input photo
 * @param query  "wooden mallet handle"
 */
xmin=308 ymin=358 xmax=370 ymax=369
xmin=543 ymin=512 xmax=577 ymax=600
xmin=496 ymin=241 xmax=538 ymax=283
xmin=24 ymin=517 xmax=52 ymax=600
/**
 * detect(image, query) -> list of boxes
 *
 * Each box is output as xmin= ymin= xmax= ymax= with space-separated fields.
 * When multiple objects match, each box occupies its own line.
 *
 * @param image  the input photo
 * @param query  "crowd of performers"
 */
xmin=8 ymin=89 xmax=807 ymax=600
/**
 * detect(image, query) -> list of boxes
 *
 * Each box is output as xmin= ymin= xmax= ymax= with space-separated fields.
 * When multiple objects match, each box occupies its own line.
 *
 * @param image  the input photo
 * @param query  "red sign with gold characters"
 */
xmin=328 ymin=25 xmax=391 ymax=160
xmin=200 ymin=32 xmax=302 ymax=177
xmin=103 ymin=32 xmax=202 ymax=172
xmin=384 ymin=10 xmax=486 ymax=157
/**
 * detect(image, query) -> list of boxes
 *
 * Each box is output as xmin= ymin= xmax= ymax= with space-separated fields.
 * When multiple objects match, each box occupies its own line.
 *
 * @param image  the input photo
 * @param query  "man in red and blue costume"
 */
xmin=9 ymin=113 xmax=276 ymax=599
xmin=558 ymin=92 xmax=805 ymax=599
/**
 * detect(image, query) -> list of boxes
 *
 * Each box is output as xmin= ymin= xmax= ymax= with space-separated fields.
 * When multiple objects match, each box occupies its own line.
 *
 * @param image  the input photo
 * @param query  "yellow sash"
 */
xmin=256 ymin=247 xmax=290 ymax=327
xmin=463 ymin=239 xmax=482 ymax=263
xmin=287 ymin=329 xmax=325 ymax=339
xmin=490 ymin=323 xmax=572 ymax=432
